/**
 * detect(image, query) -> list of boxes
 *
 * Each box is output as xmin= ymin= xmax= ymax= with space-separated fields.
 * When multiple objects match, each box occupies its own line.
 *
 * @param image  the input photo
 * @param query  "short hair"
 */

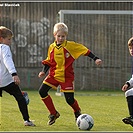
xmin=0 ymin=26 xmax=13 ymax=38
xmin=53 ymin=22 xmax=68 ymax=35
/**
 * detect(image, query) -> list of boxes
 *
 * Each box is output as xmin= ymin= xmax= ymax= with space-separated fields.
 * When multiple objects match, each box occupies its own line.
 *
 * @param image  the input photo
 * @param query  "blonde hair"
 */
xmin=53 ymin=22 xmax=68 ymax=35
xmin=0 ymin=26 xmax=13 ymax=38
xmin=128 ymin=37 xmax=133 ymax=47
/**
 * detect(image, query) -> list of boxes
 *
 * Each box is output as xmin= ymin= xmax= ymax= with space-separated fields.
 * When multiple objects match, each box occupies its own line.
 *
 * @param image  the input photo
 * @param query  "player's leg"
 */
xmin=39 ymin=83 xmax=60 ymax=125
xmin=122 ymin=88 xmax=133 ymax=126
xmin=3 ymin=82 xmax=35 ymax=126
xmin=64 ymin=92 xmax=81 ymax=121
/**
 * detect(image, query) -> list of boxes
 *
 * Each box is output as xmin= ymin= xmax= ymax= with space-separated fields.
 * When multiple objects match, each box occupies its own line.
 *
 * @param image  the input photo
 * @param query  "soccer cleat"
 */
xmin=122 ymin=116 xmax=133 ymax=127
xmin=74 ymin=110 xmax=81 ymax=121
xmin=24 ymin=120 xmax=36 ymax=126
xmin=48 ymin=111 xmax=60 ymax=125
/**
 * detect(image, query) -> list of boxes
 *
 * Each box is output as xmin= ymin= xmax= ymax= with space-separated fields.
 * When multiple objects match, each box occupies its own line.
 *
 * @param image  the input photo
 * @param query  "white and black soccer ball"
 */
xmin=76 ymin=114 xmax=94 ymax=130
xmin=22 ymin=91 xmax=30 ymax=105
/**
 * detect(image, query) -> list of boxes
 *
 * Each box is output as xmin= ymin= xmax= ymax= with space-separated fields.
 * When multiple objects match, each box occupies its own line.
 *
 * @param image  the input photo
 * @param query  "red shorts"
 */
xmin=43 ymin=75 xmax=74 ymax=92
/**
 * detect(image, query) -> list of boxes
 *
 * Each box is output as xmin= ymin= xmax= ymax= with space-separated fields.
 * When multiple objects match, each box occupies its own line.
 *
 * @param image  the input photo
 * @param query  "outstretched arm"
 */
xmin=88 ymin=52 xmax=102 ymax=66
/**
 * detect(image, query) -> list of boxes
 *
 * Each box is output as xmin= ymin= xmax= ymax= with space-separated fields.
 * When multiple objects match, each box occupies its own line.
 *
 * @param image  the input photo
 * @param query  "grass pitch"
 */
xmin=0 ymin=90 xmax=133 ymax=132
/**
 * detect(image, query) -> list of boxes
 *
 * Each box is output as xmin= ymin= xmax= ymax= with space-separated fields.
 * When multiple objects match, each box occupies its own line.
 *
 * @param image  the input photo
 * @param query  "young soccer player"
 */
xmin=0 ymin=26 xmax=35 ymax=126
xmin=122 ymin=37 xmax=133 ymax=127
xmin=38 ymin=22 xmax=102 ymax=125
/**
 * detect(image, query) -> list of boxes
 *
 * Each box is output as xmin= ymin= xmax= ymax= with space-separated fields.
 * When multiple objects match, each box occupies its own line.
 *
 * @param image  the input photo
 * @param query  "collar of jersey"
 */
xmin=54 ymin=40 xmax=67 ymax=48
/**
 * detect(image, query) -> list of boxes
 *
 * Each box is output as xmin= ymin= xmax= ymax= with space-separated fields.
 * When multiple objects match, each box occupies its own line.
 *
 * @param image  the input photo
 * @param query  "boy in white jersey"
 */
xmin=0 ymin=26 xmax=35 ymax=126
xmin=122 ymin=37 xmax=133 ymax=127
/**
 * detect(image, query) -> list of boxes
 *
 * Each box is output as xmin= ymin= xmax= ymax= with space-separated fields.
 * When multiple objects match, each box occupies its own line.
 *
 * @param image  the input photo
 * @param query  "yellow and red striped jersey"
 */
xmin=42 ymin=40 xmax=90 ymax=82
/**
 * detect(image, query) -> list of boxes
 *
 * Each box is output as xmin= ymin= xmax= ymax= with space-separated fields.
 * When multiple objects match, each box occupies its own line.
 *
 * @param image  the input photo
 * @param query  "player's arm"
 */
xmin=88 ymin=52 xmax=99 ymax=61
xmin=38 ymin=64 xmax=50 ymax=78
xmin=2 ymin=45 xmax=17 ymax=74
xmin=88 ymin=51 xmax=102 ymax=66
xmin=42 ymin=64 xmax=50 ymax=73
xmin=2 ymin=45 xmax=20 ymax=85
xmin=126 ymin=76 xmax=133 ymax=88
xmin=38 ymin=47 xmax=51 ymax=78
xmin=122 ymin=76 xmax=133 ymax=92
xmin=122 ymin=82 xmax=130 ymax=92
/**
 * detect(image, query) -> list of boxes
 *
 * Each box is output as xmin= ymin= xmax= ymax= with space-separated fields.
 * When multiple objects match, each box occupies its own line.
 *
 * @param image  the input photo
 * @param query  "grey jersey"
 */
xmin=0 ymin=44 xmax=17 ymax=87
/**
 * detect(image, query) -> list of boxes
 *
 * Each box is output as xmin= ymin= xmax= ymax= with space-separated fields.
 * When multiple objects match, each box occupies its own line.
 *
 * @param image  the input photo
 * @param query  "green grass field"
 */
xmin=0 ymin=90 xmax=133 ymax=132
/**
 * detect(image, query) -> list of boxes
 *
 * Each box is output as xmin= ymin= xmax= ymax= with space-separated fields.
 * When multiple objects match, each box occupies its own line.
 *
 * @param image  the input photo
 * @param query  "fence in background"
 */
xmin=0 ymin=2 xmax=132 ymax=90
xmin=58 ymin=10 xmax=133 ymax=90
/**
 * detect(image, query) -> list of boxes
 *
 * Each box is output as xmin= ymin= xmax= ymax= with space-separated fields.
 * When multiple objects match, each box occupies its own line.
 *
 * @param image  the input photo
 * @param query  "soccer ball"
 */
xmin=22 ymin=91 xmax=30 ymax=105
xmin=76 ymin=114 xmax=94 ymax=130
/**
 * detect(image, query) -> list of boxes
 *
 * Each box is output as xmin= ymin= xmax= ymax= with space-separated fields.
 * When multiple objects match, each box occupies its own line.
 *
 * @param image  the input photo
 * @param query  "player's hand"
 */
xmin=122 ymin=84 xmax=128 ymax=92
xmin=38 ymin=71 xmax=45 ymax=78
xmin=12 ymin=75 xmax=20 ymax=85
xmin=95 ymin=59 xmax=102 ymax=66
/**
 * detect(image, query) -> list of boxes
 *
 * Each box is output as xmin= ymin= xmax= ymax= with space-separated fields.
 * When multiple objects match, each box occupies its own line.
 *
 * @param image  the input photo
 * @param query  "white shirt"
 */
xmin=0 ymin=44 xmax=17 ymax=87
xmin=127 ymin=75 xmax=133 ymax=87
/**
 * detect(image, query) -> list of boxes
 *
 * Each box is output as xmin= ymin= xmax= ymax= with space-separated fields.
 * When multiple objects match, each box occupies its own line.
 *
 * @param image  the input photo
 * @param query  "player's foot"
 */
xmin=48 ymin=111 xmax=60 ymax=125
xmin=74 ymin=110 xmax=81 ymax=121
xmin=122 ymin=116 xmax=133 ymax=127
xmin=24 ymin=120 xmax=35 ymax=126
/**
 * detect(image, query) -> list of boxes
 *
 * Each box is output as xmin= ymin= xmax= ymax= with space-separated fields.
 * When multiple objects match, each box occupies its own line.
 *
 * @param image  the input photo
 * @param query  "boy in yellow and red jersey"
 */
xmin=38 ymin=22 xmax=102 ymax=125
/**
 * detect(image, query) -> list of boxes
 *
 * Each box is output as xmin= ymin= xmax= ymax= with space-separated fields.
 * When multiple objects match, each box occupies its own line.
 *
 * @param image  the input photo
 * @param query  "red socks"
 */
xmin=42 ymin=95 xmax=80 ymax=114
xmin=41 ymin=95 xmax=56 ymax=115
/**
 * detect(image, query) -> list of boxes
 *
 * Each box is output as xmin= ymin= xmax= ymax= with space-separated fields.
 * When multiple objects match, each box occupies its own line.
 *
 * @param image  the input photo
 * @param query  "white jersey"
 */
xmin=0 ymin=44 xmax=17 ymax=87
xmin=127 ymin=75 xmax=133 ymax=87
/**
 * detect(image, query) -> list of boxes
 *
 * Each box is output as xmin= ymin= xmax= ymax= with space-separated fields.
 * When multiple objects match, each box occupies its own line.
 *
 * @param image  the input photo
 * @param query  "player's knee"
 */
xmin=125 ymin=88 xmax=133 ymax=97
xmin=39 ymin=88 xmax=48 ymax=98
xmin=39 ymin=84 xmax=51 ymax=98
xmin=66 ymin=97 xmax=74 ymax=105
